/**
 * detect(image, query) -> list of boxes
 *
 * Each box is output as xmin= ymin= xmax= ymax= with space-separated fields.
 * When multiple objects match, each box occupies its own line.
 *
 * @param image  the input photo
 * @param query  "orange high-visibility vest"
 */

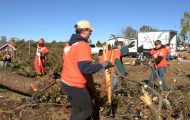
xmin=61 ymin=41 xmax=92 ymax=88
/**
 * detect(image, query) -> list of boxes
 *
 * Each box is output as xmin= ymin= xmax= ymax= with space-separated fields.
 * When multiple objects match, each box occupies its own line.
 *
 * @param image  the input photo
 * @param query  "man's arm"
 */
xmin=78 ymin=61 xmax=103 ymax=74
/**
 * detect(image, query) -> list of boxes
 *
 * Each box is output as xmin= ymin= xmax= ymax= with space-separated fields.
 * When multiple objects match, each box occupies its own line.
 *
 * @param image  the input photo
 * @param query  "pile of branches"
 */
xmin=100 ymin=78 xmax=190 ymax=120
xmin=1 ymin=62 xmax=190 ymax=120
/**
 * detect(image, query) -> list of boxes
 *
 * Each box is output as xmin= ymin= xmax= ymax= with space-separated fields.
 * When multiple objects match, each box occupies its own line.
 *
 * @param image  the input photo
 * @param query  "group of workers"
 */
xmin=0 ymin=20 xmax=169 ymax=119
xmin=59 ymin=20 xmax=170 ymax=120
xmin=1 ymin=38 xmax=48 ymax=74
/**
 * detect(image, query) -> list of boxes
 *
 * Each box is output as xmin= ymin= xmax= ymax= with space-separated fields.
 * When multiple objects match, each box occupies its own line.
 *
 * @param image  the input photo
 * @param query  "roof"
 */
xmin=0 ymin=43 xmax=16 ymax=50
xmin=108 ymin=37 xmax=126 ymax=41
xmin=139 ymin=30 xmax=177 ymax=33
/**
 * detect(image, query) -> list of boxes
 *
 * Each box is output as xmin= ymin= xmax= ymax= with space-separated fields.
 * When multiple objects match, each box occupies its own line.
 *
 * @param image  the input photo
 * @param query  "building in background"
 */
xmin=0 ymin=38 xmax=16 ymax=60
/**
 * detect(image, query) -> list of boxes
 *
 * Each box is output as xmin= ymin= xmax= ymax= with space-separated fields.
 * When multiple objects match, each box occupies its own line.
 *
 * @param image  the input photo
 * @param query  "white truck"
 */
xmin=89 ymin=44 xmax=103 ymax=56
xmin=126 ymin=30 xmax=177 ymax=57
xmin=106 ymin=37 xmax=129 ymax=47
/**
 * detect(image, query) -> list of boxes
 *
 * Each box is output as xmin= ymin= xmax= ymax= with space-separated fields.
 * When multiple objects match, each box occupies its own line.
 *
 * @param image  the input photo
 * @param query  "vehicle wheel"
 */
xmin=98 ymin=50 xmax=103 ymax=56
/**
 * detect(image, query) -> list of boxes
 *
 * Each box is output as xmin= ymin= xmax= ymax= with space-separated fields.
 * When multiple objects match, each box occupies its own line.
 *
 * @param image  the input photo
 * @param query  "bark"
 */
xmin=0 ymin=70 xmax=40 ymax=95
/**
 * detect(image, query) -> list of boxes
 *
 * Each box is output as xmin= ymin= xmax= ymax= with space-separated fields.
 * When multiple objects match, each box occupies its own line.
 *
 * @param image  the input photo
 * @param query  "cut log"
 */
xmin=100 ymin=46 xmax=114 ymax=104
xmin=0 ymin=70 xmax=41 ymax=95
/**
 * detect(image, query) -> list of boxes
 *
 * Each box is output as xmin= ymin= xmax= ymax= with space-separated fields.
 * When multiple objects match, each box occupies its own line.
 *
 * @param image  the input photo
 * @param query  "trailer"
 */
xmin=89 ymin=44 xmax=103 ymax=56
xmin=127 ymin=30 xmax=177 ymax=57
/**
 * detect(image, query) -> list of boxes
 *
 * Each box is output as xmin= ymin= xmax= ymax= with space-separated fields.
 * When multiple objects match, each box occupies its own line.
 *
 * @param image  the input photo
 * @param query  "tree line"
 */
xmin=122 ymin=11 xmax=190 ymax=45
xmin=91 ymin=11 xmax=190 ymax=47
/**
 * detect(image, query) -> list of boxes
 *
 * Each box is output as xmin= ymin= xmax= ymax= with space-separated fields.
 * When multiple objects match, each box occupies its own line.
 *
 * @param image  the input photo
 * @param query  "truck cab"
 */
xmin=89 ymin=44 xmax=103 ymax=56
xmin=126 ymin=39 xmax=138 ymax=57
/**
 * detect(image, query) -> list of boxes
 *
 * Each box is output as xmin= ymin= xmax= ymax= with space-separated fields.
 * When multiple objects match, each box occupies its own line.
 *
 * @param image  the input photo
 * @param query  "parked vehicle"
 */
xmin=106 ymin=37 xmax=129 ymax=47
xmin=89 ymin=44 xmax=103 ymax=56
xmin=106 ymin=37 xmax=136 ymax=56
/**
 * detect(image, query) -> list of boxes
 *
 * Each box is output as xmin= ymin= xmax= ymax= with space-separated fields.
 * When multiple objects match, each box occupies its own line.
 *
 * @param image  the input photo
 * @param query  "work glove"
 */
xmin=36 ymin=52 xmax=41 ymax=57
xmin=40 ymin=52 xmax=45 ymax=57
xmin=101 ymin=61 xmax=113 ymax=69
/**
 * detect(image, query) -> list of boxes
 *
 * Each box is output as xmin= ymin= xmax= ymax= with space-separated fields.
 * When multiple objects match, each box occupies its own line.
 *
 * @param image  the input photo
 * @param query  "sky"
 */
xmin=0 ymin=0 xmax=190 ymax=43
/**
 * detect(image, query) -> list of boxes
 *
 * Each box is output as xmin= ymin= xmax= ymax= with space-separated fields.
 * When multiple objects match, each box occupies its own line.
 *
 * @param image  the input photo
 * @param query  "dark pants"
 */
xmin=3 ymin=61 xmax=11 ymax=69
xmin=61 ymin=82 xmax=93 ymax=120
xmin=148 ymin=67 xmax=166 ymax=91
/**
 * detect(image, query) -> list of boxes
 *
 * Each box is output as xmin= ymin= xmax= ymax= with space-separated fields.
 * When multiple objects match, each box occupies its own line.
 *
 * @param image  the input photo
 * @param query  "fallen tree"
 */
xmin=0 ymin=70 xmax=42 ymax=95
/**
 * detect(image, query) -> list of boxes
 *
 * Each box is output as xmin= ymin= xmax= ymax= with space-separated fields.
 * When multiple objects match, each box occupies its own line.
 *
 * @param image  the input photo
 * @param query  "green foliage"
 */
xmin=12 ymin=39 xmax=65 ymax=77
xmin=180 ymin=11 xmax=190 ymax=45
xmin=96 ymin=40 xmax=102 ymax=47
xmin=39 ymin=88 xmax=62 ymax=103
xmin=0 ymin=36 xmax=7 ymax=45
xmin=45 ymin=41 xmax=65 ymax=73
xmin=12 ymin=40 xmax=36 ymax=77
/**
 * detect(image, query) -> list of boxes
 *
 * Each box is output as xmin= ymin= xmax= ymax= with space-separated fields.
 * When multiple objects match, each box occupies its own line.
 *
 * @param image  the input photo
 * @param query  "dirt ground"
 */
xmin=0 ymin=56 xmax=190 ymax=120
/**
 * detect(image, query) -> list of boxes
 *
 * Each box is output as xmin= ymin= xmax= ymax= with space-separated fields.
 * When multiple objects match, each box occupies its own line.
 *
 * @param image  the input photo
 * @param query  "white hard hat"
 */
xmin=75 ymin=20 xmax=95 ymax=32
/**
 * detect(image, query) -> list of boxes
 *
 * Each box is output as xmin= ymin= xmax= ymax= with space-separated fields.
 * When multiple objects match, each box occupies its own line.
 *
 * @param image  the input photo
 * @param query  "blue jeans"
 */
xmin=148 ymin=67 xmax=166 ymax=91
xmin=166 ymin=53 xmax=172 ymax=61
xmin=138 ymin=52 xmax=144 ymax=60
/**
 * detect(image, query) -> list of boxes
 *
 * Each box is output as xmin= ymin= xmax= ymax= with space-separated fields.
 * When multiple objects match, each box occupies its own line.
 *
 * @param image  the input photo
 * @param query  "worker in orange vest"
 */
xmin=148 ymin=40 xmax=167 ymax=93
xmin=61 ymin=20 xmax=112 ymax=120
xmin=33 ymin=38 xmax=48 ymax=75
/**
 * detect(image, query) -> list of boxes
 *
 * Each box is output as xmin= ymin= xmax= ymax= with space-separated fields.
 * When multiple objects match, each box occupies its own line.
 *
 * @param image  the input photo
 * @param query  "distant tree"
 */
xmin=51 ymin=40 xmax=56 ymax=44
xmin=96 ymin=40 xmax=102 ymax=47
xmin=110 ymin=34 xmax=122 ymax=38
xmin=180 ymin=11 xmax=190 ymax=45
xmin=1 ymin=36 xmax=7 ymax=45
xmin=88 ymin=39 xmax=93 ymax=44
xmin=177 ymin=35 xmax=183 ymax=45
xmin=122 ymin=26 xmax=138 ymax=39
xmin=139 ymin=25 xmax=157 ymax=32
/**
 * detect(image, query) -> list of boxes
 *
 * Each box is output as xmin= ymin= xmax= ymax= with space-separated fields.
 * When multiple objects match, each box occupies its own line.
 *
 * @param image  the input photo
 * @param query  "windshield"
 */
xmin=89 ymin=44 xmax=95 ymax=48
xmin=127 ymin=41 xmax=135 ymax=48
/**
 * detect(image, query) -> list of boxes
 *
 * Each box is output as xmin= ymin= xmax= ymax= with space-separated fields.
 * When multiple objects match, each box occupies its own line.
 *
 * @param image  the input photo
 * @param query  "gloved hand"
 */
xmin=40 ymin=52 xmax=45 ymax=57
xmin=36 ymin=52 xmax=41 ymax=57
xmin=101 ymin=61 xmax=113 ymax=69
